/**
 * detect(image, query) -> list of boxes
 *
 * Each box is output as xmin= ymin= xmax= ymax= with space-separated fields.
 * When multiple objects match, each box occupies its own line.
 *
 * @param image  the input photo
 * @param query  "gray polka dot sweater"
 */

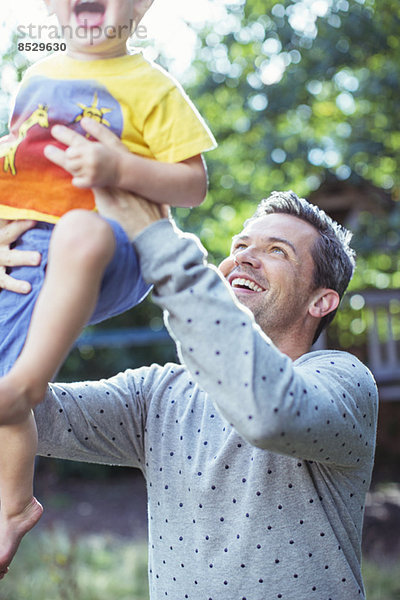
xmin=35 ymin=219 xmax=378 ymax=600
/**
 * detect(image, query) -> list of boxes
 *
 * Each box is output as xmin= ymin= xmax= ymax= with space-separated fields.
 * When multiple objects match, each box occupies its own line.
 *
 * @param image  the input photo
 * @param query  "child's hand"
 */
xmin=44 ymin=118 xmax=127 ymax=189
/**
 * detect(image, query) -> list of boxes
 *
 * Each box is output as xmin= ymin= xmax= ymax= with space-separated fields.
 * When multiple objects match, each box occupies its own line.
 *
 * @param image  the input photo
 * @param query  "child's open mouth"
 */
xmin=74 ymin=0 xmax=106 ymax=28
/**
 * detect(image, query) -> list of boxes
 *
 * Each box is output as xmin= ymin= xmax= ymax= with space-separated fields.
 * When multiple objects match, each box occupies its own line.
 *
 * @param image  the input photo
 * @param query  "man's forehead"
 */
xmin=234 ymin=213 xmax=319 ymax=247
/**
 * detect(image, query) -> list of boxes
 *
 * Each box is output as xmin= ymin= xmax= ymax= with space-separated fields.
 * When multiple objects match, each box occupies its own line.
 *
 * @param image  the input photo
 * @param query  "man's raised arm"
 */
xmin=0 ymin=190 xmax=377 ymax=468
xmin=131 ymin=217 xmax=377 ymax=467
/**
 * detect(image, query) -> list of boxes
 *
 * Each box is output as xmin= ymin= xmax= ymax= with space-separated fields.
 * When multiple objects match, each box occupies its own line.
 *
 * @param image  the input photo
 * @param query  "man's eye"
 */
xmin=234 ymin=243 xmax=247 ymax=251
xmin=271 ymin=246 xmax=286 ymax=256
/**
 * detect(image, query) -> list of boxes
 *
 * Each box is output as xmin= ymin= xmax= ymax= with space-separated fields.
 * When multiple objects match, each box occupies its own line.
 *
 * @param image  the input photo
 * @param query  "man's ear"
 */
xmin=308 ymin=289 xmax=340 ymax=319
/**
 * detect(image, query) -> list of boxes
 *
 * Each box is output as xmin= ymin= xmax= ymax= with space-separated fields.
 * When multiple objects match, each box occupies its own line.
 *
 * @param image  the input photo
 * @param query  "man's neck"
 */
xmin=277 ymin=340 xmax=311 ymax=361
xmin=266 ymin=327 xmax=314 ymax=361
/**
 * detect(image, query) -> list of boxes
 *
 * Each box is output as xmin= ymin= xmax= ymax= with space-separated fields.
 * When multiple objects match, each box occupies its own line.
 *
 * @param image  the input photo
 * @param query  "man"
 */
xmin=0 ymin=190 xmax=378 ymax=599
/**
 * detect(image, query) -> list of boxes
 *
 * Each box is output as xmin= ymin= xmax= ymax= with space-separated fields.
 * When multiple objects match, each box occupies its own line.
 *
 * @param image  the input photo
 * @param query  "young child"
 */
xmin=0 ymin=0 xmax=216 ymax=576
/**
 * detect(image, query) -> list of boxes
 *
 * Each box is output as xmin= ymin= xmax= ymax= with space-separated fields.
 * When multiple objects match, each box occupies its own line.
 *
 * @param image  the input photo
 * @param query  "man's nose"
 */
xmin=235 ymin=245 xmax=261 ymax=267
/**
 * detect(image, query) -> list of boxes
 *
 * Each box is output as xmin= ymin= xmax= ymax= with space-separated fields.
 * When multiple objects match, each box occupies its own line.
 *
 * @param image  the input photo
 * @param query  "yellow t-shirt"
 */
xmin=0 ymin=53 xmax=216 ymax=223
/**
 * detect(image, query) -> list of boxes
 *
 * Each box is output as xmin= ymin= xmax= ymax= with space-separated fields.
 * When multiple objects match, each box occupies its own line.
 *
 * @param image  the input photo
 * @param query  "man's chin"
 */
xmin=233 ymin=290 xmax=261 ymax=311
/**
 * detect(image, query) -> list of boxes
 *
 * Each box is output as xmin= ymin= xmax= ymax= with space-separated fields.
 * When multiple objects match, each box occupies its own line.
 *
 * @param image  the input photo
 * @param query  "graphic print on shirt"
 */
xmin=72 ymin=91 xmax=113 ymax=134
xmin=0 ymin=104 xmax=49 ymax=175
xmin=0 ymin=76 xmax=123 ymax=219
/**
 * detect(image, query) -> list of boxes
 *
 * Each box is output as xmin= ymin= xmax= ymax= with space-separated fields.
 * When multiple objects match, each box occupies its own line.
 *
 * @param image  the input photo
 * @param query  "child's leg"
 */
xmin=0 ymin=412 xmax=43 ymax=577
xmin=0 ymin=209 xmax=116 ymax=422
xmin=0 ymin=210 xmax=115 ymax=573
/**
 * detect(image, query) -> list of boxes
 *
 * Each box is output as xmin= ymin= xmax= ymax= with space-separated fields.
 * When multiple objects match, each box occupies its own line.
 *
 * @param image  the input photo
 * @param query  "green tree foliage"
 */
xmin=2 ymin=1 xmax=399 ymax=259
xmin=1 ymin=0 xmax=399 ymax=371
xmin=176 ymin=0 xmax=400 ymax=264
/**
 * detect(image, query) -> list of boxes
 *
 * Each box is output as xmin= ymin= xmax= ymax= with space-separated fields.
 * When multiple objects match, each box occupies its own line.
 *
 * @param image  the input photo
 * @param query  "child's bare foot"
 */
xmin=0 ymin=372 xmax=45 ymax=425
xmin=0 ymin=497 xmax=43 ymax=578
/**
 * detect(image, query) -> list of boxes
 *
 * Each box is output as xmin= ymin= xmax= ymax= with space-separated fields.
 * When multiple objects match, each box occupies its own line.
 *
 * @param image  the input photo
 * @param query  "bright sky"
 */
xmin=0 ymin=0 xmax=232 ymax=78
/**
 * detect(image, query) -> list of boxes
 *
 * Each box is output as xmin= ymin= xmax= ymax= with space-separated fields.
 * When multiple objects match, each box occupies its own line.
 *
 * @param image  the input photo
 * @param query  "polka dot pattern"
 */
xmin=38 ymin=349 xmax=377 ymax=600
xmin=36 ymin=223 xmax=379 ymax=599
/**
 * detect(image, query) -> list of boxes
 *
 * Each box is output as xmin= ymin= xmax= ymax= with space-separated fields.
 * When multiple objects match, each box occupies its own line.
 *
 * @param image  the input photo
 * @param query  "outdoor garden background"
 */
xmin=1 ymin=0 xmax=400 ymax=597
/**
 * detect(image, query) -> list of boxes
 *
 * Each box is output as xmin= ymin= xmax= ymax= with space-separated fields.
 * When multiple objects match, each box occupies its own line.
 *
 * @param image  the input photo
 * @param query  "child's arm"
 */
xmin=44 ymin=118 xmax=208 ymax=208
xmin=116 ymin=152 xmax=207 ymax=208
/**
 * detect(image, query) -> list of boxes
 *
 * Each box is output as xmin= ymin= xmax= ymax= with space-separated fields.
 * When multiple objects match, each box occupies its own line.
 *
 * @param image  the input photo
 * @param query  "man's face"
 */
xmin=44 ymin=0 xmax=150 ymax=58
xmin=219 ymin=213 xmax=320 ymax=338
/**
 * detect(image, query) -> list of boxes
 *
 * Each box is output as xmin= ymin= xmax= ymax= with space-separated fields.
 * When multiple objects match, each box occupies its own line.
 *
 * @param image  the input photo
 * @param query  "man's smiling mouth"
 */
xmin=231 ymin=278 xmax=265 ymax=293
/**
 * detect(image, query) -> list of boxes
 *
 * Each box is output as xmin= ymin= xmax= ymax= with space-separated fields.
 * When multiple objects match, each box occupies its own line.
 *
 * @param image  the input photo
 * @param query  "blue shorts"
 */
xmin=0 ymin=219 xmax=151 ymax=376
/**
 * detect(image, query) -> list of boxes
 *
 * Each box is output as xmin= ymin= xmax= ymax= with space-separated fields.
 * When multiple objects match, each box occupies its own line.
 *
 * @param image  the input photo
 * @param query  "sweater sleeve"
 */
xmin=134 ymin=219 xmax=378 ymax=467
xmin=35 ymin=365 xmax=159 ymax=470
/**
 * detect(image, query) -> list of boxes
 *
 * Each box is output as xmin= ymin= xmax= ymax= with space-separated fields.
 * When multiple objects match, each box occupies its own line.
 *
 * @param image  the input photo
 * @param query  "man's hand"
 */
xmin=0 ymin=220 xmax=41 ymax=293
xmin=43 ymin=118 xmax=128 ymax=189
xmin=94 ymin=188 xmax=170 ymax=241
